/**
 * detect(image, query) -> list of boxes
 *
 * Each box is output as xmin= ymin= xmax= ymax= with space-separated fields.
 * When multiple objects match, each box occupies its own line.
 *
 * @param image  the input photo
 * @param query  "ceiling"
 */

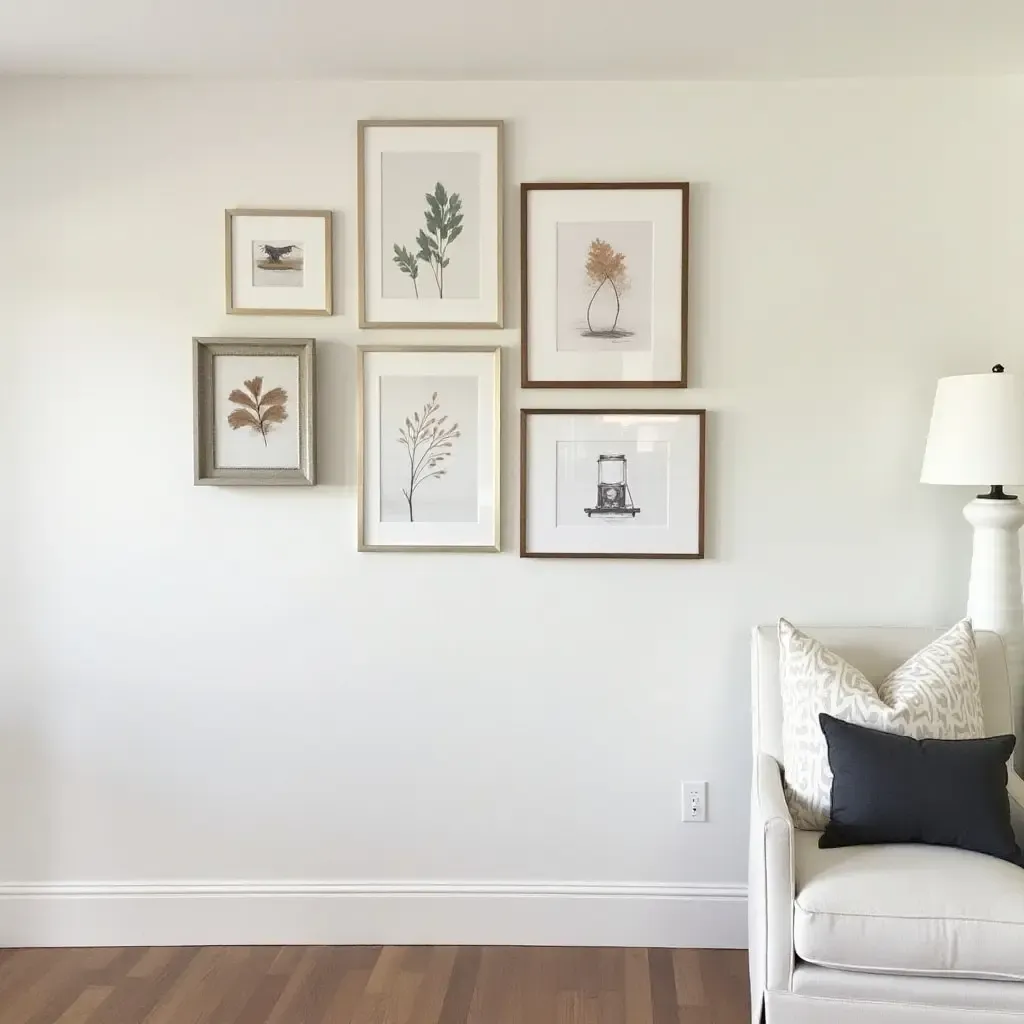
xmin=2 ymin=0 xmax=1024 ymax=79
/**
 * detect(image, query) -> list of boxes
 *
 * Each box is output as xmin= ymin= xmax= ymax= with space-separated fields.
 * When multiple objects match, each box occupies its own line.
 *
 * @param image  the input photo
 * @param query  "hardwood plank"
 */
xmin=623 ymin=949 xmax=653 ymax=1024
xmin=350 ymin=948 xmax=425 ymax=1024
xmin=386 ymin=971 xmax=424 ymax=1024
xmin=24 ymin=952 xmax=122 ymax=1024
xmin=79 ymin=950 xmax=122 ymax=972
xmin=0 ymin=949 xmax=96 ymax=1024
xmin=142 ymin=947 xmax=246 ymax=1024
xmin=128 ymin=948 xmax=179 ymax=979
xmin=264 ymin=947 xmax=319 ymax=1023
xmin=267 ymin=947 xmax=366 ymax=1024
xmin=697 ymin=950 xmax=749 ymax=1023
xmin=53 ymin=986 xmax=113 ymax=1024
xmin=0 ymin=949 xmax=64 ymax=1004
xmin=407 ymin=947 xmax=457 ymax=1024
xmin=207 ymin=947 xmax=279 ymax=1024
xmin=647 ymin=949 xmax=679 ymax=1024
xmin=517 ymin=947 xmax=558 ymax=1024
xmin=364 ymin=946 xmax=408 ymax=994
xmin=269 ymin=946 xmax=304 ymax=976
xmin=227 ymin=971 xmax=291 ymax=1024
xmin=674 ymin=1010 xmax=712 ymax=1024
xmin=596 ymin=990 xmax=624 ymax=1024
xmin=670 ymin=950 xmax=705 ymax=1008
xmin=436 ymin=946 xmax=481 ymax=1024
xmin=319 ymin=966 xmax=371 ymax=1024
xmin=471 ymin=945 xmax=530 ymax=1024
xmin=403 ymin=947 xmax=435 ymax=972
xmin=558 ymin=990 xmax=605 ymax=1024
xmin=88 ymin=948 xmax=198 ymax=1024
xmin=558 ymin=990 xmax=583 ymax=1024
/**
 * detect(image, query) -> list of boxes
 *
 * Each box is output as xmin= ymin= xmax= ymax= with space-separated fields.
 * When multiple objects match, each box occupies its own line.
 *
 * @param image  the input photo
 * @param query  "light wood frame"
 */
xmin=225 ymin=209 xmax=333 ymax=316
xmin=357 ymin=345 xmax=501 ymax=551
xmin=520 ymin=182 xmax=689 ymax=388
xmin=519 ymin=408 xmax=706 ymax=559
xmin=357 ymin=120 xmax=504 ymax=329
xmin=194 ymin=337 xmax=317 ymax=486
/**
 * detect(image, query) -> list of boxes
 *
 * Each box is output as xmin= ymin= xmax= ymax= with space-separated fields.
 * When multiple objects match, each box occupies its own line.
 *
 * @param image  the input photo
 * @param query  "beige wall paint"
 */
xmin=2 ymin=76 xmax=1022 ymax=943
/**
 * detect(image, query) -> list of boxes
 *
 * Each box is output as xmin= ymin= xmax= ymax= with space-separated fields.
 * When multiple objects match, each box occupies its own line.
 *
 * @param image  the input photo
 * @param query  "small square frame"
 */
xmin=225 ymin=209 xmax=333 ymax=316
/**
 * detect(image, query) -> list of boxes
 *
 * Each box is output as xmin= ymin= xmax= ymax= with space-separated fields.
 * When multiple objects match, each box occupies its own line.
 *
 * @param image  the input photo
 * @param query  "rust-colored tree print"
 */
xmin=227 ymin=376 xmax=288 ymax=447
xmin=583 ymin=238 xmax=632 ymax=338
xmin=396 ymin=391 xmax=460 ymax=522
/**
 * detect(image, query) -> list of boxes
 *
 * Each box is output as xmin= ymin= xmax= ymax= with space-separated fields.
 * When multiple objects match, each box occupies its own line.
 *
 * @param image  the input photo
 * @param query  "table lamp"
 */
xmin=921 ymin=364 xmax=1024 ymax=754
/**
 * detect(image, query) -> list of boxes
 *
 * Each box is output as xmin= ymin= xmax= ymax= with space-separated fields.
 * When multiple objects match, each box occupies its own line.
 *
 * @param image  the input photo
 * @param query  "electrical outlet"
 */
xmin=683 ymin=781 xmax=707 ymax=822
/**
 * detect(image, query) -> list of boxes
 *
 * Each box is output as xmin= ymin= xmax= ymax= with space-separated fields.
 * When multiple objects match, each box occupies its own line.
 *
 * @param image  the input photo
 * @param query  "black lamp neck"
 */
xmin=979 ymin=485 xmax=1017 ymax=500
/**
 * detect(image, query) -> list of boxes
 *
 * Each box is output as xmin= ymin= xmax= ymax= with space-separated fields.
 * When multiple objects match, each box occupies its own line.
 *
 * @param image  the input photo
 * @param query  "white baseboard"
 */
xmin=0 ymin=880 xmax=748 ymax=949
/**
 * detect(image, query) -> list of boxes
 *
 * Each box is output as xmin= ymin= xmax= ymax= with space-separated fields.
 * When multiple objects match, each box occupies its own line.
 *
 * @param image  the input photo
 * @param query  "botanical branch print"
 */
xmin=393 ymin=182 xmax=464 ymax=298
xmin=583 ymin=239 xmax=632 ymax=338
xmin=396 ymin=392 xmax=460 ymax=521
xmin=227 ymin=376 xmax=288 ymax=447
xmin=392 ymin=245 xmax=420 ymax=297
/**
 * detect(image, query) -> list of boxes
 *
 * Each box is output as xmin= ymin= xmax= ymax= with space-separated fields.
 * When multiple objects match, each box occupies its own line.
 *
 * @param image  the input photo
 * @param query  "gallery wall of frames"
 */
xmin=196 ymin=119 xmax=703 ymax=560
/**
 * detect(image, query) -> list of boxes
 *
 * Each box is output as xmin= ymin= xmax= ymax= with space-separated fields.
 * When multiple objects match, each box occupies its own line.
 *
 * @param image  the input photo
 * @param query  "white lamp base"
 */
xmin=964 ymin=497 xmax=1024 ymax=767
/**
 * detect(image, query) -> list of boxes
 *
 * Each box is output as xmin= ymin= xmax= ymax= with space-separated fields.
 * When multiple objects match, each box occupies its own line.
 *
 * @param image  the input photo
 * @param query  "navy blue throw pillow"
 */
xmin=819 ymin=712 xmax=1022 ymax=866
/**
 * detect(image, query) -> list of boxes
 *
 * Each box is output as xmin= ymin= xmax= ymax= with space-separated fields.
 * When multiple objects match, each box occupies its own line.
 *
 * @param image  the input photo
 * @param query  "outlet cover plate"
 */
xmin=683 ymin=781 xmax=707 ymax=822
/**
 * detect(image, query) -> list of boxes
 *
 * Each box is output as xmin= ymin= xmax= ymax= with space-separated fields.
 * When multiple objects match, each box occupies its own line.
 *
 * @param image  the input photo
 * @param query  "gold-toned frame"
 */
xmin=194 ymin=337 xmax=317 ymax=486
xmin=357 ymin=345 xmax=501 ymax=551
xmin=225 ymin=209 xmax=333 ymax=316
xmin=520 ymin=408 xmax=706 ymax=559
xmin=357 ymin=120 xmax=504 ymax=330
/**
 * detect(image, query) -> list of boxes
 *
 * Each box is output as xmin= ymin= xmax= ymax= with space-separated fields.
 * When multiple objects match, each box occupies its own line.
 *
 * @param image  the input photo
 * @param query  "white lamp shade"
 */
xmin=921 ymin=371 xmax=1024 ymax=486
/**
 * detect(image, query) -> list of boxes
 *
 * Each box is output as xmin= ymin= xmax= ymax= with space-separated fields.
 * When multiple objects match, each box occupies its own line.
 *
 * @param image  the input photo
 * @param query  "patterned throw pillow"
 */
xmin=779 ymin=619 xmax=986 ymax=830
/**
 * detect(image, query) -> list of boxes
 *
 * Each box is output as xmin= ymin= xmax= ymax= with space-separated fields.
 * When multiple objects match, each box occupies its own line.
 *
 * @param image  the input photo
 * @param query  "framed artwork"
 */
xmin=521 ymin=182 xmax=689 ymax=388
xmin=520 ymin=409 xmax=705 ymax=559
xmin=358 ymin=120 xmax=504 ymax=329
xmin=193 ymin=338 xmax=316 ymax=485
xmin=358 ymin=346 xmax=500 ymax=551
xmin=225 ymin=209 xmax=333 ymax=316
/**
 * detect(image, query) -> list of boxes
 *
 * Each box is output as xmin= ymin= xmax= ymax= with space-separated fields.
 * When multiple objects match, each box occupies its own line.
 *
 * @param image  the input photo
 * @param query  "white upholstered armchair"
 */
xmin=749 ymin=626 xmax=1024 ymax=1024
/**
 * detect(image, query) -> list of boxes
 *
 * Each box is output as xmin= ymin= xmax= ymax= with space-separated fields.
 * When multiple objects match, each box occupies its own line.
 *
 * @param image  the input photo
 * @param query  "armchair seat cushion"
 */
xmin=794 ymin=830 xmax=1024 ymax=982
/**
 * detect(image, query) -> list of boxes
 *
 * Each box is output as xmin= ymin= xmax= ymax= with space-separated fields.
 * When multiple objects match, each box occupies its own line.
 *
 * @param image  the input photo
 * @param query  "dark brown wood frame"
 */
xmin=520 ymin=182 xmax=689 ymax=389
xmin=519 ymin=408 xmax=706 ymax=559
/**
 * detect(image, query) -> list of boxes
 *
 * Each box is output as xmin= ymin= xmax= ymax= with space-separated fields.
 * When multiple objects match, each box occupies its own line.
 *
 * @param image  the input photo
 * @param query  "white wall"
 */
xmin=2 ymin=76 xmax=1022 ymax=947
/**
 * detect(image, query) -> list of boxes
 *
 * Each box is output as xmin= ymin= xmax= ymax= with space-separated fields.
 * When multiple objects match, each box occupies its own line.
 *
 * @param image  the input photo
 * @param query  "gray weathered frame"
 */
xmin=193 ymin=337 xmax=317 ymax=486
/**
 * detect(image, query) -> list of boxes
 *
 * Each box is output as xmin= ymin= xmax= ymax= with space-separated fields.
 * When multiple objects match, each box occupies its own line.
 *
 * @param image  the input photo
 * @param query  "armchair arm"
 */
xmin=749 ymin=752 xmax=795 ymax=1015
xmin=1008 ymin=768 xmax=1024 ymax=847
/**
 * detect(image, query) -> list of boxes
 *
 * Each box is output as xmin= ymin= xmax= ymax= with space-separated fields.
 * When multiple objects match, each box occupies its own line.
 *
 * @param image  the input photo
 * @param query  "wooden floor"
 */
xmin=0 ymin=945 xmax=750 ymax=1024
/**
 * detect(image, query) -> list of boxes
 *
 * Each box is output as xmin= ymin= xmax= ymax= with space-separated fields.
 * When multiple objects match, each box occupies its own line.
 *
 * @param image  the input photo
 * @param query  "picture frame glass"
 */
xmin=523 ymin=411 xmax=703 ymax=557
xmin=523 ymin=186 xmax=688 ymax=386
xmin=360 ymin=348 xmax=500 ymax=550
xmin=227 ymin=212 xmax=331 ymax=315
xmin=360 ymin=123 xmax=502 ymax=327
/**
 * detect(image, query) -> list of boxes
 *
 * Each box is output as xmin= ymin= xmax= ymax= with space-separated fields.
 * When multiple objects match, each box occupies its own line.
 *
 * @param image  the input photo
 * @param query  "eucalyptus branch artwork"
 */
xmin=227 ymin=376 xmax=288 ymax=447
xmin=392 ymin=182 xmax=464 ymax=298
xmin=583 ymin=238 xmax=633 ymax=338
xmin=396 ymin=392 xmax=460 ymax=521
xmin=392 ymin=245 xmax=420 ymax=297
